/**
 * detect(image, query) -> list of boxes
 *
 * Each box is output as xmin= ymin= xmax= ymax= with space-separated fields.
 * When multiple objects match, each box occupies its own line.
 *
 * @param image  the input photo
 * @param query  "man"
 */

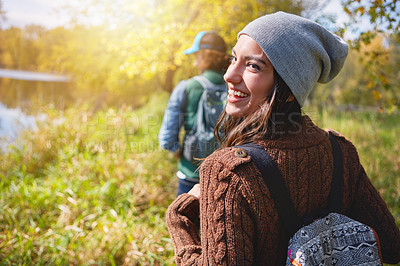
xmin=159 ymin=31 xmax=229 ymax=196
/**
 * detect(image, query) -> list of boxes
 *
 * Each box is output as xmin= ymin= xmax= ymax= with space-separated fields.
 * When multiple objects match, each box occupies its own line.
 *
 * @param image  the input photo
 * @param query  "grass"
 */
xmin=0 ymin=93 xmax=177 ymax=265
xmin=0 ymin=95 xmax=399 ymax=265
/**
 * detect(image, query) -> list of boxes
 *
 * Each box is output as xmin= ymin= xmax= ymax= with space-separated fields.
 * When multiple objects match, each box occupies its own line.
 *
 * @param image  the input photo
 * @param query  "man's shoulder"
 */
xmin=186 ymin=76 xmax=205 ymax=91
xmin=202 ymin=70 xmax=225 ymax=84
xmin=184 ymin=76 xmax=205 ymax=104
xmin=187 ymin=71 xmax=225 ymax=88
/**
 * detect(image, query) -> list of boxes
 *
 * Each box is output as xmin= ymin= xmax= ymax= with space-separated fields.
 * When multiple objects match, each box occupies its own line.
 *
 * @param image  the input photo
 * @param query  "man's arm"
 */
xmin=159 ymin=80 xmax=187 ymax=152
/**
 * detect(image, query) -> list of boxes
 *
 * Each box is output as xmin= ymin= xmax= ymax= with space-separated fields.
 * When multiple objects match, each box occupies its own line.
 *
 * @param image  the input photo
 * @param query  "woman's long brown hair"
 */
xmin=214 ymin=70 xmax=301 ymax=148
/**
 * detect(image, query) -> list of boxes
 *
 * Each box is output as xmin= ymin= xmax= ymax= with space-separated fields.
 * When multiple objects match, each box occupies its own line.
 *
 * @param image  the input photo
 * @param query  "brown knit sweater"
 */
xmin=166 ymin=116 xmax=400 ymax=265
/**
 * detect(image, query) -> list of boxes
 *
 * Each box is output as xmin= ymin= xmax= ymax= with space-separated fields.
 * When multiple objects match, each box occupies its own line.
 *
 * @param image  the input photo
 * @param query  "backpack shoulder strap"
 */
xmin=236 ymin=143 xmax=302 ymax=236
xmin=237 ymin=136 xmax=344 ymax=236
xmin=192 ymin=75 xmax=212 ymax=89
xmin=193 ymin=75 xmax=226 ymax=91
xmin=327 ymin=134 xmax=344 ymax=213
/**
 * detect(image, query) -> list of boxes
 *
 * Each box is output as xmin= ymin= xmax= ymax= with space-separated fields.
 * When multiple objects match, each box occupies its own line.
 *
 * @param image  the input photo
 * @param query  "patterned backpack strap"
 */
xmin=235 ymin=143 xmax=302 ymax=237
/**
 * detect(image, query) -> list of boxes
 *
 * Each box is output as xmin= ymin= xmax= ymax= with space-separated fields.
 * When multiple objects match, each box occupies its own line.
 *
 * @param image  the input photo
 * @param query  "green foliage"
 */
xmin=0 ymin=93 xmax=177 ymax=265
xmin=0 ymin=95 xmax=399 ymax=264
xmin=343 ymin=0 xmax=399 ymax=35
xmin=111 ymin=0 xmax=320 ymax=92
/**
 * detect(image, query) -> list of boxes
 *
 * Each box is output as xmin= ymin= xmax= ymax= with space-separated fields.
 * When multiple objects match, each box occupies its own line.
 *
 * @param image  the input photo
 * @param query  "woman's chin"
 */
xmin=225 ymin=104 xmax=247 ymax=118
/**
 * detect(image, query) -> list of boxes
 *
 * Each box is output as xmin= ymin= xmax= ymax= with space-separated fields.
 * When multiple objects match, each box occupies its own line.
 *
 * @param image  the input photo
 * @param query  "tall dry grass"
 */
xmin=0 ymin=95 xmax=398 ymax=265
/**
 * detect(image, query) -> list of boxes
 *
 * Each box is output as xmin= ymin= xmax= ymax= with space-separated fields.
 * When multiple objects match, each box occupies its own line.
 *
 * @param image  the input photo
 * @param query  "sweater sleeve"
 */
xmin=166 ymin=148 xmax=256 ymax=265
xmin=341 ymin=139 xmax=400 ymax=264
xmin=166 ymin=193 xmax=201 ymax=265
xmin=350 ymin=165 xmax=400 ymax=264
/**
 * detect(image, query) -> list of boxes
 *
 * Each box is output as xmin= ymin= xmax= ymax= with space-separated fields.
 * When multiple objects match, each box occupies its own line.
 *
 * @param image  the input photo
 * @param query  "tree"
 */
xmin=343 ymin=0 xmax=399 ymax=44
xmin=0 ymin=0 xmax=5 ymax=26
xmin=0 ymin=26 xmax=45 ymax=70
xmin=0 ymin=0 xmax=5 ymax=66
xmin=341 ymin=0 xmax=400 ymax=111
xmin=67 ymin=0 xmax=324 ymax=92
xmin=311 ymin=32 xmax=399 ymax=113
xmin=0 ymin=0 xmax=328 ymax=107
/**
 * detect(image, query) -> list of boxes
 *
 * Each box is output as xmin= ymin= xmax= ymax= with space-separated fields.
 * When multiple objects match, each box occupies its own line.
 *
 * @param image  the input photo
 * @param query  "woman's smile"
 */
xmin=227 ymin=87 xmax=249 ymax=101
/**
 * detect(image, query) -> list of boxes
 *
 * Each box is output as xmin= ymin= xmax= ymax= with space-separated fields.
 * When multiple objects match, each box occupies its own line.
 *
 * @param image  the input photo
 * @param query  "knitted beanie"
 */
xmin=239 ymin=12 xmax=348 ymax=106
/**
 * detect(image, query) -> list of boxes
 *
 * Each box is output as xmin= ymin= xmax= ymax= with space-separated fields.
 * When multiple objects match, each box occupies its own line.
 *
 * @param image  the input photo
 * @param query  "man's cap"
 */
xmin=239 ymin=12 xmax=348 ymax=107
xmin=184 ymin=31 xmax=227 ymax=55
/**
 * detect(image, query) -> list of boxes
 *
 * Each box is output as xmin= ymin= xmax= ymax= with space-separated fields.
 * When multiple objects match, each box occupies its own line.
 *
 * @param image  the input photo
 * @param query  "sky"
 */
xmin=1 ymin=0 xmax=74 ymax=29
xmin=2 ymin=0 xmax=350 ymax=30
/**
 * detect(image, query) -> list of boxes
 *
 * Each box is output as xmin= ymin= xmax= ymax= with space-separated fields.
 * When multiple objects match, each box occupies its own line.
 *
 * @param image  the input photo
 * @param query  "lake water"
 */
xmin=0 ymin=102 xmax=38 ymax=152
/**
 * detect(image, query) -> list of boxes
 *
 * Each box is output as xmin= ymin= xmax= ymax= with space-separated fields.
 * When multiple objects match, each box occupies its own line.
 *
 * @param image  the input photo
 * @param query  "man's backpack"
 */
xmin=183 ymin=76 xmax=226 ymax=165
xmin=237 ymin=135 xmax=383 ymax=266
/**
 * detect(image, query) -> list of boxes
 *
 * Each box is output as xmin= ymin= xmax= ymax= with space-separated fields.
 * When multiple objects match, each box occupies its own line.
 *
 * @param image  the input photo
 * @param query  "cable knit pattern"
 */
xmin=166 ymin=115 xmax=400 ymax=265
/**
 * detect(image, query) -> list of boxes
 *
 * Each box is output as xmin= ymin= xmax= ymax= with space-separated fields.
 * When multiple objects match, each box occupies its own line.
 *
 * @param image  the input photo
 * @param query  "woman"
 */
xmin=166 ymin=12 xmax=400 ymax=265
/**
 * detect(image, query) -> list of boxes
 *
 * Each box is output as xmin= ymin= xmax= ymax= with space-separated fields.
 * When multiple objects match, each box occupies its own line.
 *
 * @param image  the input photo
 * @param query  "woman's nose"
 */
xmin=224 ymin=63 xmax=242 ymax=84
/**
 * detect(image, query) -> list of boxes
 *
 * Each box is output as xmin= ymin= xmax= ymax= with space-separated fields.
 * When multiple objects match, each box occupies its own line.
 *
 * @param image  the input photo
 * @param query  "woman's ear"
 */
xmin=287 ymin=94 xmax=295 ymax=102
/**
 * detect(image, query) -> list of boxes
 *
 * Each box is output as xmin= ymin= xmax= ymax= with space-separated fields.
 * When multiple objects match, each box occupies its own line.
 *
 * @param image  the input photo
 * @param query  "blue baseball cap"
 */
xmin=184 ymin=31 xmax=227 ymax=55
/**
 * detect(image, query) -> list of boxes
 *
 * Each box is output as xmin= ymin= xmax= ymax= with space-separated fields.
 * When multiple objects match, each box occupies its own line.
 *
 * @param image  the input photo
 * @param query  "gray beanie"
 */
xmin=239 ymin=11 xmax=348 ymax=106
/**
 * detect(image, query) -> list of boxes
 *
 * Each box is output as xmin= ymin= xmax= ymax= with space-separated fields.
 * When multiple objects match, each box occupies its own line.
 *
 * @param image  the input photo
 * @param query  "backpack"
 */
xmin=237 ymin=135 xmax=383 ymax=266
xmin=183 ymin=75 xmax=226 ymax=165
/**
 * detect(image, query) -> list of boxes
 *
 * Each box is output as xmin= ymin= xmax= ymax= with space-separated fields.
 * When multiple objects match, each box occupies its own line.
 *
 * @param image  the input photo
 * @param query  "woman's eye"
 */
xmin=248 ymin=63 xmax=260 ymax=71
xmin=230 ymin=56 xmax=237 ymax=64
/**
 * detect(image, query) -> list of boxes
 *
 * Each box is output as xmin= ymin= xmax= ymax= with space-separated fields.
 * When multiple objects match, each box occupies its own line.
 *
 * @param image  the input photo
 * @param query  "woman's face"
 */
xmin=224 ymin=35 xmax=275 ymax=117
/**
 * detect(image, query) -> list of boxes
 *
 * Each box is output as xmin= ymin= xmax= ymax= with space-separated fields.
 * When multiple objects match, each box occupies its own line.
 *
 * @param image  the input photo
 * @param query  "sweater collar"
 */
xmin=259 ymin=115 xmax=327 ymax=150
